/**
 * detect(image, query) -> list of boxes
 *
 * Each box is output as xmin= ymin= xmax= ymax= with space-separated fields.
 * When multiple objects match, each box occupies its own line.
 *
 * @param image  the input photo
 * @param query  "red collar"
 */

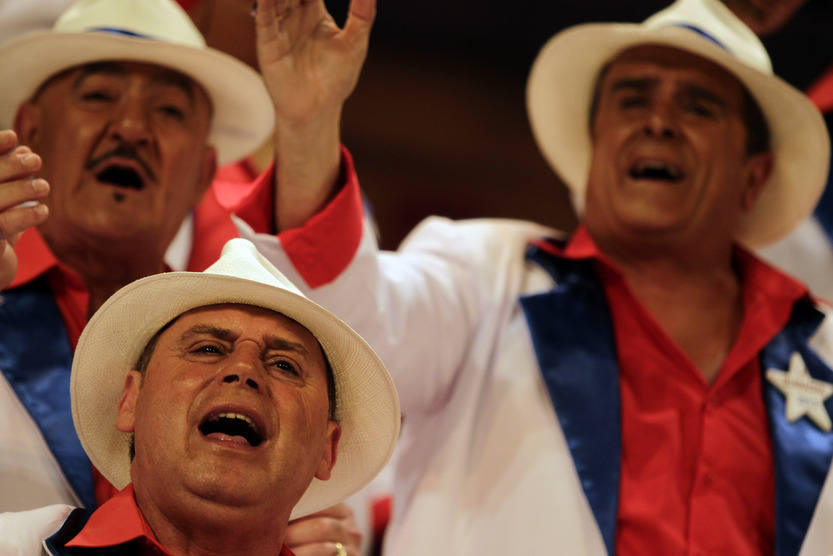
xmin=66 ymin=484 xmax=168 ymax=553
xmin=9 ymin=227 xmax=64 ymax=288
xmin=66 ymin=484 xmax=295 ymax=555
xmin=534 ymin=224 xmax=808 ymax=305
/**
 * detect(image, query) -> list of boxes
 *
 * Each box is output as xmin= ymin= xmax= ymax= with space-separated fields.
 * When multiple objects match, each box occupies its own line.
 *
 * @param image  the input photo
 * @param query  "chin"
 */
xmin=79 ymin=216 xmax=158 ymax=242
xmin=186 ymin=472 xmax=266 ymax=506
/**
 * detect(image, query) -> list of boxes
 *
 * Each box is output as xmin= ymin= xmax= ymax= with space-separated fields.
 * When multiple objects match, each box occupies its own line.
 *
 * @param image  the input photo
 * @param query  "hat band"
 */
xmin=665 ymin=22 xmax=729 ymax=52
xmin=87 ymin=27 xmax=154 ymax=40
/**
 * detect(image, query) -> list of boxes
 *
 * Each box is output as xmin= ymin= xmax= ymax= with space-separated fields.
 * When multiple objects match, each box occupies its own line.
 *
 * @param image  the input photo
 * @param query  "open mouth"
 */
xmin=199 ymin=412 xmax=263 ymax=447
xmin=628 ymin=160 xmax=684 ymax=182
xmin=96 ymin=164 xmax=146 ymax=190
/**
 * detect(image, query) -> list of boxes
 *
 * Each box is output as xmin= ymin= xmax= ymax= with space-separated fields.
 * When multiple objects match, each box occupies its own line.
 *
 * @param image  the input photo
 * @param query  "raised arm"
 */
xmin=254 ymin=0 xmax=375 ymax=232
xmin=0 ymin=130 xmax=49 ymax=290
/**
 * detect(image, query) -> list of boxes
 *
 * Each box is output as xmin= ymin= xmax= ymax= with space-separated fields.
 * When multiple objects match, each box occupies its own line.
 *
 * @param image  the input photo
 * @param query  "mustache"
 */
xmin=85 ymin=144 xmax=157 ymax=183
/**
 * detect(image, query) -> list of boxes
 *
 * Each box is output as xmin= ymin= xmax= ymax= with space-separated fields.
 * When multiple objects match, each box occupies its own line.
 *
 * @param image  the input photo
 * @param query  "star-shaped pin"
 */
xmin=766 ymin=352 xmax=833 ymax=432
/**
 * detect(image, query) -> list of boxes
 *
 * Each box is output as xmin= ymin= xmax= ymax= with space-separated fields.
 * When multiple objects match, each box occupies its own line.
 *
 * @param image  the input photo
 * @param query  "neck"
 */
xmin=137 ymin=491 xmax=289 ymax=556
xmin=591 ymin=230 xmax=744 ymax=384
xmin=40 ymin=226 xmax=170 ymax=317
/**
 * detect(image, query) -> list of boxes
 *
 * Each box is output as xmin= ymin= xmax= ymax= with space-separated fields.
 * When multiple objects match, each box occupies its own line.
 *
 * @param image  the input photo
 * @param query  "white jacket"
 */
xmin=252 ymin=216 xmax=833 ymax=556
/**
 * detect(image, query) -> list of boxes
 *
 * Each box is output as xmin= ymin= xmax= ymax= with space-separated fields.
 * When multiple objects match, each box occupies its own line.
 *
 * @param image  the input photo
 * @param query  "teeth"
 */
xmin=213 ymin=412 xmax=255 ymax=426
xmin=630 ymin=159 xmax=682 ymax=180
xmin=200 ymin=411 xmax=263 ymax=446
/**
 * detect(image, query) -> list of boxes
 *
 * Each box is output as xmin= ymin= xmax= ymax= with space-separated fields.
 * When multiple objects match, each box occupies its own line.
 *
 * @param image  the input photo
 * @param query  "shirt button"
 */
xmin=702 ymin=472 xmax=713 ymax=487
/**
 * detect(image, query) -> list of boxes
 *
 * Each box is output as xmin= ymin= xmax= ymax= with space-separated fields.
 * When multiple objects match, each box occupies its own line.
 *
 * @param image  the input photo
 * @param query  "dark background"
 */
xmin=200 ymin=0 xmax=833 ymax=248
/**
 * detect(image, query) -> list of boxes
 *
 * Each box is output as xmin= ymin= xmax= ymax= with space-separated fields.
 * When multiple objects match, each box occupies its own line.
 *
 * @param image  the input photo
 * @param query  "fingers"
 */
xmin=0 ymin=146 xmax=43 ymax=188
xmin=290 ymin=541 xmax=356 ymax=556
xmin=344 ymin=0 xmax=376 ymax=39
xmin=285 ymin=503 xmax=363 ymax=554
xmin=0 ymin=198 xmax=49 ymax=245
xmin=0 ymin=242 xmax=19 ymax=291
xmin=255 ymin=0 xmax=302 ymax=64
xmin=0 ymin=129 xmax=18 ymax=158
xmin=0 ymin=174 xmax=49 ymax=211
xmin=0 ymin=140 xmax=49 ymax=243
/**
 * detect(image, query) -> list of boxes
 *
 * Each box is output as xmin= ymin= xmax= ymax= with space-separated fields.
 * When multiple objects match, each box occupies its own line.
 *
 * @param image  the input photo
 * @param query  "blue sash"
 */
xmin=760 ymin=300 xmax=833 ymax=556
xmin=521 ymin=242 xmax=833 ymax=556
xmin=0 ymin=277 xmax=95 ymax=508
xmin=520 ymin=242 xmax=620 ymax=555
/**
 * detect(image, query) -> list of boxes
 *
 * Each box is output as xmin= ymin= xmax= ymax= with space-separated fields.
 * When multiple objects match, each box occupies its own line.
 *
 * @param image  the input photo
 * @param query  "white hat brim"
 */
xmin=71 ymin=270 xmax=400 ymax=519
xmin=0 ymin=31 xmax=275 ymax=165
xmin=527 ymin=23 xmax=830 ymax=246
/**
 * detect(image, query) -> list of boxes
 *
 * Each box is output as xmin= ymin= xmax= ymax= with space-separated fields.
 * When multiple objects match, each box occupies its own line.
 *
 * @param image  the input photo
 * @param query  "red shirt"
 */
xmin=561 ymin=227 xmax=806 ymax=555
xmin=808 ymin=63 xmax=833 ymax=113
xmin=66 ymin=484 xmax=295 ymax=555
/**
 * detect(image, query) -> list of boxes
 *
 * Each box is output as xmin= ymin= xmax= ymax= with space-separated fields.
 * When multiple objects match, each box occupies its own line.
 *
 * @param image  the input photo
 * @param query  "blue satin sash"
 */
xmin=520 ymin=242 xmax=620 ymax=555
xmin=0 ymin=277 xmax=95 ymax=508
xmin=521 ymin=241 xmax=833 ymax=556
xmin=760 ymin=300 xmax=833 ymax=556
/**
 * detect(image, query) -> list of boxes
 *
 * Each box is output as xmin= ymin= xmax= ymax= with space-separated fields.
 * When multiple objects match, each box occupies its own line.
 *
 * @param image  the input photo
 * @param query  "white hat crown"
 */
xmin=55 ymin=0 xmax=205 ymax=48
xmin=644 ymin=0 xmax=771 ymax=73
xmin=204 ymin=238 xmax=306 ymax=298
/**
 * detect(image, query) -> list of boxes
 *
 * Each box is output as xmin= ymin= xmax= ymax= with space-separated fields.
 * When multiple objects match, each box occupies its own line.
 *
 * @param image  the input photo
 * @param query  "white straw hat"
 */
xmin=71 ymin=238 xmax=400 ymax=519
xmin=0 ymin=0 xmax=275 ymax=165
xmin=526 ymin=0 xmax=830 ymax=247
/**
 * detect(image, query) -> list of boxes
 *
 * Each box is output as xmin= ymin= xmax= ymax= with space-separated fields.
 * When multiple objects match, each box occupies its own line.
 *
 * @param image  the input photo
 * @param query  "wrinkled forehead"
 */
xmin=587 ymin=43 xmax=749 ymax=128
xmin=33 ymin=60 xmax=213 ymax=113
xmin=600 ymin=44 xmax=746 ymax=93
xmin=171 ymin=303 xmax=319 ymax=343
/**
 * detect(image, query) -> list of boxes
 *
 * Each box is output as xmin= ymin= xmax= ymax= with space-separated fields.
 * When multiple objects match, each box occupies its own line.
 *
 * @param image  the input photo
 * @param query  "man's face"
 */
xmin=16 ymin=61 xmax=216 ymax=252
xmin=583 ymin=45 xmax=771 ymax=250
xmin=116 ymin=304 xmax=340 ymax=519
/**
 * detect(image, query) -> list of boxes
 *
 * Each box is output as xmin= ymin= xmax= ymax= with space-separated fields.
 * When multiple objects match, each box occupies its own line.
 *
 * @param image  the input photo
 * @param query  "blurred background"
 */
xmin=4 ymin=0 xmax=832 ymax=248
xmin=193 ymin=0 xmax=833 ymax=248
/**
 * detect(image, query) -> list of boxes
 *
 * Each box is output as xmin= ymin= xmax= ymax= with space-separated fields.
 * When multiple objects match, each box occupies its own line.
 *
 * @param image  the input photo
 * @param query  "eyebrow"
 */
xmin=610 ymin=77 xmax=656 ymax=94
xmin=152 ymin=70 xmax=196 ymax=105
xmin=180 ymin=324 xmax=237 ymax=343
xmin=610 ymin=76 xmax=727 ymax=108
xmin=179 ymin=324 xmax=310 ymax=356
xmin=72 ymin=62 xmax=126 ymax=90
xmin=71 ymin=62 xmax=196 ymax=104
xmin=265 ymin=337 xmax=310 ymax=357
xmin=682 ymin=84 xmax=727 ymax=109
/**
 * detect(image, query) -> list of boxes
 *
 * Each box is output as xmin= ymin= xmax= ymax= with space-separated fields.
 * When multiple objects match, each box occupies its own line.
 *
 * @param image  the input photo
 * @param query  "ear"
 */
xmin=115 ymin=370 xmax=143 ymax=433
xmin=192 ymin=145 xmax=217 ymax=205
xmin=14 ymin=102 xmax=42 ymax=148
xmin=741 ymin=151 xmax=773 ymax=211
xmin=313 ymin=421 xmax=342 ymax=481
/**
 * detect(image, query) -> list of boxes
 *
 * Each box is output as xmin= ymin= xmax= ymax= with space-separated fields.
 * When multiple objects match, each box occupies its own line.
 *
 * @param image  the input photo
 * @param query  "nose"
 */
xmin=222 ymin=373 xmax=260 ymax=391
xmin=642 ymin=103 xmax=678 ymax=140
xmin=219 ymin=344 xmax=264 ymax=393
xmin=108 ymin=97 xmax=152 ymax=146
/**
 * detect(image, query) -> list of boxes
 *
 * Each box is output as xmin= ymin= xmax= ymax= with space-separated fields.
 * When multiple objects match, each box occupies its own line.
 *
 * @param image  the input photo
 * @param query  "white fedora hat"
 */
xmin=0 ymin=0 xmax=275 ymax=165
xmin=527 ymin=0 xmax=830 ymax=247
xmin=71 ymin=238 xmax=401 ymax=519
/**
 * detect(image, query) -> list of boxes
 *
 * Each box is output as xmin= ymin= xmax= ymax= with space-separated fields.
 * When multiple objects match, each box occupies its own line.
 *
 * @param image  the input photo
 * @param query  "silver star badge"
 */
xmin=766 ymin=352 xmax=833 ymax=432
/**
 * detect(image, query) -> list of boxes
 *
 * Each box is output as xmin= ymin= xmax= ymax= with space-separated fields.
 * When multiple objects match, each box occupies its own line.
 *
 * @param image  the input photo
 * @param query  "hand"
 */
xmin=285 ymin=503 xmax=363 ymax=556
xmin=254 ymin=0 xmax=376 ymax=231
xmin=0 ymin=130 xmax=49 ymax=290
xmin=255 ymin=0 xmax=375 ymax=125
